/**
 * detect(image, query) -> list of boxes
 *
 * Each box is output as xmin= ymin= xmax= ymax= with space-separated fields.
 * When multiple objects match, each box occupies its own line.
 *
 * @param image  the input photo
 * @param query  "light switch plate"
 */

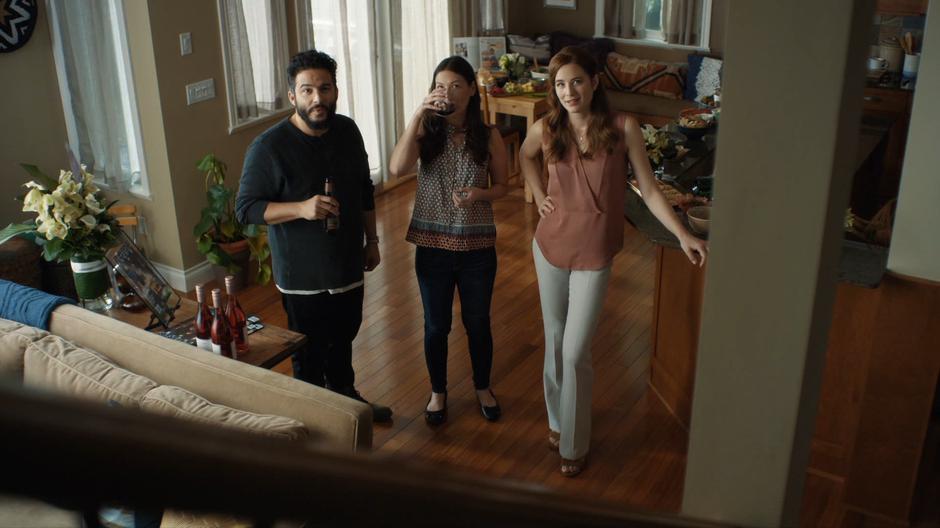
xmin=179 ymin=32 xmax=192 ymax=56
xmin=186 ymin=78 xmax=215 ymax=105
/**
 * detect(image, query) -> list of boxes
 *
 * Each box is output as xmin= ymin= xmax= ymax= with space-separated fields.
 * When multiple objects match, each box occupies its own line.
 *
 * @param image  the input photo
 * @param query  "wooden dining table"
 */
xmin=486 ymin=93 xmax=549 ymax=203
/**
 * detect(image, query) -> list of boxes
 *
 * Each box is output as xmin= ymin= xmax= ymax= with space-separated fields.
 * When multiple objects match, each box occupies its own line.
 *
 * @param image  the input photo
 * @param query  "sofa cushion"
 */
xmin=141 ymin=385 xmax=310 ymax=441
xmin=603 ymin=52 xmax=687 ymax=100
xmin=23 ymin=335 xmax=158 ymax=408
xmin=0 ymin=318 xmax=49 ymax=381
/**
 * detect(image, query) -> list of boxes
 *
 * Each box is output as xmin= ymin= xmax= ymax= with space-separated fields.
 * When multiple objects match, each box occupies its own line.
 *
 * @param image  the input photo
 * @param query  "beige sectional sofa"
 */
xmin=0 ymin=303 xmax=372 ymax=527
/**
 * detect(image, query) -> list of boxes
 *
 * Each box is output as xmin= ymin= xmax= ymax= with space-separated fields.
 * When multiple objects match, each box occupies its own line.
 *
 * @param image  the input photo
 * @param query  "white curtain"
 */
xmin=222 ymin=0 xmax=257 ymax=119
xmin=605 ymin=0 xmax=636 ymax=39
xmin=663 ymin=0 xmax=699 ymax=45
xmin=299 ymin=0 xmax=382 ymax=177
xmin=400 ymin=1 xmax=451 ymax=126
xmin=50 ymin=0 xmax=135 ymax=190
xmin=221 ymin=0 xmax=289 ymax=122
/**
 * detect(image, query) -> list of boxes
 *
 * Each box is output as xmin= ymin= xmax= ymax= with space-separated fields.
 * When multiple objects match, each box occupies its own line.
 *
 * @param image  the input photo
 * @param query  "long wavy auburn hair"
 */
xmin=544 ymin=46 xmax=620 ymax=162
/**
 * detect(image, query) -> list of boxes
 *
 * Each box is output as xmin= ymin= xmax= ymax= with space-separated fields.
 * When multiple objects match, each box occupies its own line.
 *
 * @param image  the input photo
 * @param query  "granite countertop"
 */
xmin=624 ymin=123 xmax=891 ymax=288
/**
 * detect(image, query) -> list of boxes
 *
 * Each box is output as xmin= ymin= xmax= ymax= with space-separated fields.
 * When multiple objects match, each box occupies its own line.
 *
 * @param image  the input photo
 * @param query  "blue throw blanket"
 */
xmin=0 ymin=279 xmax=75 ymax=330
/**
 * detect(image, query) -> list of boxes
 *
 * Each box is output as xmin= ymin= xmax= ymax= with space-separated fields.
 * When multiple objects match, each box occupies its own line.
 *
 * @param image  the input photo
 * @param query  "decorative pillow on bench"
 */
xmin=685 ymin=54 xmax=723 ymax=103
xmin=602 ymin=52 xmax=687 ymax=100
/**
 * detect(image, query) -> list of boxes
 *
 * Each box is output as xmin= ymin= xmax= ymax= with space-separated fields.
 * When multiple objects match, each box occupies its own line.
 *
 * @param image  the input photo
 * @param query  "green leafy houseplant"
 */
xmin=0 ymin=164 xmax=118 ymax=263
xmin=193 ymin=154 xmax=271 ymax=285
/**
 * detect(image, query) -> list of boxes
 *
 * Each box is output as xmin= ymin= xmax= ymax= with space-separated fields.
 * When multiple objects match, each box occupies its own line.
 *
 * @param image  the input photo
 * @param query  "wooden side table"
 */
xmin=105 ymin=298 xmax=306 ymax=369
xmin=487 ymin=93 xmax=549 ymax=202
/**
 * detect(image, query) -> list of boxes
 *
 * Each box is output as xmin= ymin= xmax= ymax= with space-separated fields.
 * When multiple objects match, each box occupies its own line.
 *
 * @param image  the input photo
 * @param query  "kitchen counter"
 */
xmin=624 ymin=122 xmax=891 ymax=287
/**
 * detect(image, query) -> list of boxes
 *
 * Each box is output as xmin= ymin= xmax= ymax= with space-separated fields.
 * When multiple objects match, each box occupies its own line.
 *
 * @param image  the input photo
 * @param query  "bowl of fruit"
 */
xmin=677 ymin=108 xmax=716 ymax=141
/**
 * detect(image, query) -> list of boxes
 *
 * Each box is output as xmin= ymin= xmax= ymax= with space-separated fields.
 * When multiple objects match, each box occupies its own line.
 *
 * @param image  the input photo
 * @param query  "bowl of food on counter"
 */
xmin=686 ymin=204 xmax=712 ymax=236
xmin=677 ymin=108 xmax=716 ymax=141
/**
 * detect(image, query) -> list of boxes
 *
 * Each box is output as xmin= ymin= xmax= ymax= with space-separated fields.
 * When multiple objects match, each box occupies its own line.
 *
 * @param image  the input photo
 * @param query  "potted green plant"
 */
xmin=193 ymin=154 xmax=271 ymax=286
xmin=0 ymin=164 xmax=119 ymax=310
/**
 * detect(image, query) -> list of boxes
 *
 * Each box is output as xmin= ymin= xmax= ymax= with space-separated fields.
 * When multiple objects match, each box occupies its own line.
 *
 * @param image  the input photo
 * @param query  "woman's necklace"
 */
xmin=571 ymin=124 xmax=588 ymax=151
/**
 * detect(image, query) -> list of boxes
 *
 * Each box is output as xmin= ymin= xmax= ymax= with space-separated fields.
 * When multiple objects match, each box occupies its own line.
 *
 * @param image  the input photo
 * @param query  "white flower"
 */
xmin=22 ymin=188 xmax=44 ymax=213
xmin=84 ymin=194 xmax=104 ymax=215
xmin=24 ymin=180 xmax=46 ymax=191
xmin=96 ymin=223 xmax=111 ymax=233
xmin=46 ymin=221 xmax=68 ymax=240
xmin=58 ymin=170 xmax=72 ymax=184
xmin=40 ymin=194 xmax=55 ymax=211
xmin=80 ymin=215 xmax=97 ymax=229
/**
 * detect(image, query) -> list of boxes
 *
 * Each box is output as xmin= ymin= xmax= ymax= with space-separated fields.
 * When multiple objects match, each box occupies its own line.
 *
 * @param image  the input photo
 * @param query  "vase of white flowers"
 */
xmin=0 ymin=164 xmax=119 ymax=310
xmin=498 ymin=52 xmax=528 ymax=81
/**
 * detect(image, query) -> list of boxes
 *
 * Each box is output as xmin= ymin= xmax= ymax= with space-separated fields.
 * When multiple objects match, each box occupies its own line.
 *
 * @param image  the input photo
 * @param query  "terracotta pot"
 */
xmin=213 ymin=239 xmax=250 ymax=289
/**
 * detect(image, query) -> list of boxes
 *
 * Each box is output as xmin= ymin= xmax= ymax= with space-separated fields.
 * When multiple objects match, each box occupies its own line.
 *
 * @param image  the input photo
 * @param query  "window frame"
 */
xmin=595 ymin=0 xmax=712 ymax=52
xmin=217 ymin=0 xmax=293 ymax=135
xmin=47 ymin=0 xmax=151 ymax=198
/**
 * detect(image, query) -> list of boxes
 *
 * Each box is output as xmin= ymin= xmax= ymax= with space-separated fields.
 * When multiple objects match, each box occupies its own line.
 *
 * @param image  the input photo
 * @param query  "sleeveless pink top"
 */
xmin=534 ymin=113 xmax=628 ymax=270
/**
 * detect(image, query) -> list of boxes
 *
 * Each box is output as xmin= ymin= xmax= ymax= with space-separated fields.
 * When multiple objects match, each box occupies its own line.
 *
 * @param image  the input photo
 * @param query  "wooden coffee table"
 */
xmin=105 ymin=298 xmax=306 ymax=369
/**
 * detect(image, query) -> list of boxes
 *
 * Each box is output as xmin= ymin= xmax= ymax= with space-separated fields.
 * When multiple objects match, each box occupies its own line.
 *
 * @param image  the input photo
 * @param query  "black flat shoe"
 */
xmin=425 ymin=392 xmax=447 ymax=426
xmin=478 ymin=389 xmax=501 ymax=422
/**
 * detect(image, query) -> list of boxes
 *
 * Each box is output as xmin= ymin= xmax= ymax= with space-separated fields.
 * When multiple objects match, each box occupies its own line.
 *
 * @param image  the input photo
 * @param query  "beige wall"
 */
xmin=887 ymin=2 xmax=940 ymax=282
xmin=1 ymin=1 xmax=301 ymax=273
xmin=146 ymin=0 xmax=301 ymax=270
xmin=0 ymin=7 xmax=69 ymax=227
xmin=122 ymin=0 xmax=184 ymax=269
xmin=682 ymin=1 xmax=872 ymax=525
xmin=508 ymin=0 xmax=597 ymax=38
xmin=506 ymin=0 xmax=727 ymax=59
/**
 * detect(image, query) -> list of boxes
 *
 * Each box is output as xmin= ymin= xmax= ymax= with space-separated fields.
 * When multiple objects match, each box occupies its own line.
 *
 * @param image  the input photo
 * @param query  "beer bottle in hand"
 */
xmin=210 ymin=288 xmax=234 ymax=358
xmin=324 ymin=176 xmax=339 ymax=233
xmin=224 ymin=275 xmax=248 ymax=356
xmin=193 ymin=284 xmax=212 ymax=351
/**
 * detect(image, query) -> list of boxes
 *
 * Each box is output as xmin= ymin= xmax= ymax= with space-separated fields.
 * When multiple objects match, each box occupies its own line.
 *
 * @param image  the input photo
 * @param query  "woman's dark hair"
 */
xmin=287 ymin=50 xmax=337 ymax=90
xmin=419 ymin=56 xmax=490 ymax=167
xmin=545 ymin=46 xmax=620 ymax=162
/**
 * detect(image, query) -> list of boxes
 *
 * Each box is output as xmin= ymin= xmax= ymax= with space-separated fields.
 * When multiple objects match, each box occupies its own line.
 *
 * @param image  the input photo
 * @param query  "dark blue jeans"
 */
xmin=415 ymin=246 xmax=497 ymax=394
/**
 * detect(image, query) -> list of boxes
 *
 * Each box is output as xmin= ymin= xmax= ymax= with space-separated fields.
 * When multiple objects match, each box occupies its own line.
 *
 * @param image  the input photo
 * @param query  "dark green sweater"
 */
xmin=235 ymin=116 xmax=375 ymax=291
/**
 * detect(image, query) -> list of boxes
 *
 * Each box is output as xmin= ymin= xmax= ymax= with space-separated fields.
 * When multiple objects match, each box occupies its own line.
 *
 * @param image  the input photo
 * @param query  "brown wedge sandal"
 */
xmin=560 ymin=456 xmax=587 ymax=478
xmin=548 ymin=430 xmax=560 ymax=451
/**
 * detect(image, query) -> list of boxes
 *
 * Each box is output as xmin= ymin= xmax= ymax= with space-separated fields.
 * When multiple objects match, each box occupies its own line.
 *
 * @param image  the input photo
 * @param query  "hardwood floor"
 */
xmin=200 ymin=180 xmax=862 ymax=523
xmin=210 ymin=180 xmax=688 ymax=513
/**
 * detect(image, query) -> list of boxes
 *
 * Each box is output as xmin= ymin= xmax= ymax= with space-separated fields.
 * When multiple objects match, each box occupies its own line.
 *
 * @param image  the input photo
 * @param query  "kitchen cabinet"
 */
xmin=861 ymin=86 xmax=912 ymax=218
xmin=876 ymin=0 xmax=929 ymax=15
xmin=645 ymin=245 xmax=940 ymax=526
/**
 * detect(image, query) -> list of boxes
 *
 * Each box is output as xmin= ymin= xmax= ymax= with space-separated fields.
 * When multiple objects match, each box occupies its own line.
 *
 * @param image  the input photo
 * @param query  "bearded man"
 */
xmin=236 ymin=49 xmax=392 ymax=423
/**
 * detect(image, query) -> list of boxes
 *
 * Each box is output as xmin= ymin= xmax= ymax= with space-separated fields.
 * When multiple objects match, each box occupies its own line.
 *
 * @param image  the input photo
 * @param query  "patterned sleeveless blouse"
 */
xmin=406 ymin=123 xmax=496 ymax=251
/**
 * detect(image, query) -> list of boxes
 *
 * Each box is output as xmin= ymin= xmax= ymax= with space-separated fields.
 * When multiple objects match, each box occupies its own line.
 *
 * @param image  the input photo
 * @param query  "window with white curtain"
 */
xmin=47 ymin=0 xmax=149 ymax=196
xmin=296 ymin=1 xmax=451 ymax=184
xmin=218 ymin=0 xmax=291 ymax=131
xmin=598 ymin=0 xmax=711 ymax=50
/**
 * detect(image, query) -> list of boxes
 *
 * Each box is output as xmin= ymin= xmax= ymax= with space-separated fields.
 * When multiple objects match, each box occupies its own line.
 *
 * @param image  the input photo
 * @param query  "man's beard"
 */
xmin=297 ymin=103 xmax=336 ymax=130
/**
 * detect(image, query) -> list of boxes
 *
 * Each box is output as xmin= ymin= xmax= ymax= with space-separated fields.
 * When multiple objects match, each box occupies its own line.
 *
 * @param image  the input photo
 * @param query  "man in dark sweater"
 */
xmin=235 ymin=50 xmax=391 ymax=423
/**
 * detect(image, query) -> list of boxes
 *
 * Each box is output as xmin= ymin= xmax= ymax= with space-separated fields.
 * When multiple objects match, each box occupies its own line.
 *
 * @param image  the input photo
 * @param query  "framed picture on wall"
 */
xmin=544 ymin=0 xmax=577 ymax=9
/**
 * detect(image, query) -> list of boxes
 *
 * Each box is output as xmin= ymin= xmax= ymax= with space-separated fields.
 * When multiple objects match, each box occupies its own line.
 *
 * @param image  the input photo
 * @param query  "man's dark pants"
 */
xmin=280 ymin=286 xmax=363 ymax=389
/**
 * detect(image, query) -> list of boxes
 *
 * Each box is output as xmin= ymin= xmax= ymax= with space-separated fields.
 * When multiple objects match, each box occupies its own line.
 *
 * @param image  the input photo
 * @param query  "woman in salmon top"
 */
xmin=520 ymin=46 xmax=708 ymax=477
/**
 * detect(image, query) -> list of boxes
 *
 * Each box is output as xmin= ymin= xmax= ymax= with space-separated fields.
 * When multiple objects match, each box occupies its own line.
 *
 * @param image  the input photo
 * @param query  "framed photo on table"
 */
xmin=544 ymin=0 xmax=577 ymax=8
xmin=478 ymin=36 xmax=507 ymax=72
xmin=452 ymin=37 xmax=480 ymax=70
xmin=105 ymin=230 xmax=181 ymax=329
